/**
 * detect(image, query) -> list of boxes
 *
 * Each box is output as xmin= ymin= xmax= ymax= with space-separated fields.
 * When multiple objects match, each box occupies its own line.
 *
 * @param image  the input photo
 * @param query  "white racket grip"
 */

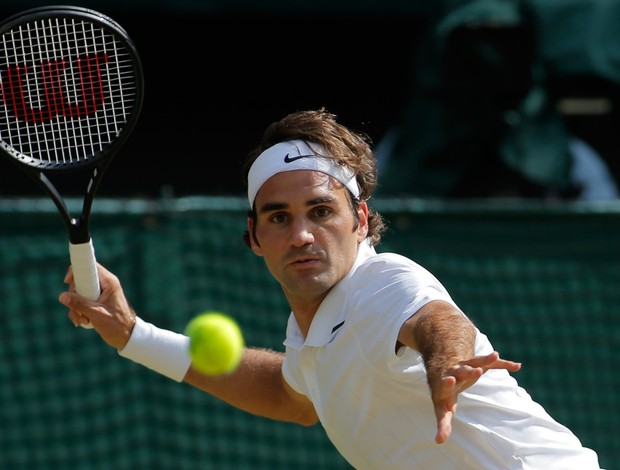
xmin=69 ymin=239 xmax=100 ymax=329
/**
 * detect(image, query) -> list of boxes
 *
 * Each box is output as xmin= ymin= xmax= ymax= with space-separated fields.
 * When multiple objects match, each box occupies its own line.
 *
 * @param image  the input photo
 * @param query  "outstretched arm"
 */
xmin=184 ymin=349 xmax=318 ymax=425
xmin=59 ymin=264 xmax=318 ymax=426
xmin=398 ymin=300 xmax=522 ymax=444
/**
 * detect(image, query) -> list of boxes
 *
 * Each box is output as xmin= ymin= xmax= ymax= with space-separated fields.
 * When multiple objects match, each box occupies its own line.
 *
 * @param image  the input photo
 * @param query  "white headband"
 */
xmin=247 ymin=139 xmax=361 ymax=207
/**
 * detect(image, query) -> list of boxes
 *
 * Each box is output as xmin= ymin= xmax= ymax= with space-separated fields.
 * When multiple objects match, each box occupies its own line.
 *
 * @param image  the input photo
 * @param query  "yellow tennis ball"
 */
xmin=185 ymin=311 xmax=244 ymax=376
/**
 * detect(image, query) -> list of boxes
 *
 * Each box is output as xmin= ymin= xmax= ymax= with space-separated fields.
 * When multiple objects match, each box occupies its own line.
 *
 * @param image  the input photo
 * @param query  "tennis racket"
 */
xmin=0 ymin=5 xmax=144 ymax=327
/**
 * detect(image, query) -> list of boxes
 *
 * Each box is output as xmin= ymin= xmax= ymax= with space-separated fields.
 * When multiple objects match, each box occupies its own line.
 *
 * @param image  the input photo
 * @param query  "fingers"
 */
xmin=450 ymin=364 xmax=484 ymax=384
xmin=435 ymin=409 xmax=454 ymax=444
xmin=462 ymin=350 xmax=499 ymax=367
xmin=60 ymin=265 xmax=136 ymax=350
xmin=434 ymin=381 xmax=457 ymax=444
xmin=93 ymin=263 xmax=118 ymax=290
xmin=440 ymin=351 xmax=519 ymax=399
xmin=61 ymin=263 xmax=118 ymax=328
xmin=461 ymin=351 xmax=522 ymax=373
xmin=59 ymin=291 xmax=96 ymax=328
xmin=62 ymin=267 xmax=85 ymax=326
xmin=63 ymin=266 xmax=73 ymax=284
xmin=67 ymin=310 xmax=91 ymax=328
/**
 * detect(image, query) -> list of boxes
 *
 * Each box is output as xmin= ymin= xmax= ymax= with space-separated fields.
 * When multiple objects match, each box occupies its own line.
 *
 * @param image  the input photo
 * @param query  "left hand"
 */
xmin=431 ymin=351 xmax=521 ymax=444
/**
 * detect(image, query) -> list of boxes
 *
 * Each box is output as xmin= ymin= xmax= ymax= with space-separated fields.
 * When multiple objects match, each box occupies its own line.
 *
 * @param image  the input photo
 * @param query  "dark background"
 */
xmin=0 ymin=4 xmax=425 ymax=198
xmin=1 ymin=1 xmax=619 ymax=199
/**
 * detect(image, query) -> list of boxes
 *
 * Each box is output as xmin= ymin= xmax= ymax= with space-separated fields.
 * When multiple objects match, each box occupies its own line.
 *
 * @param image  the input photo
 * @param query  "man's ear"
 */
xmin=247 ymin=217 xmax=263 ymax=256
xmin=357 ymin=201 xmax=369 ymax=241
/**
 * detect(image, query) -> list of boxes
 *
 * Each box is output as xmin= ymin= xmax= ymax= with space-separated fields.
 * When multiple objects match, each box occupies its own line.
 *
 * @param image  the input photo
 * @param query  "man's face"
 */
xmin=249 ymin=170 xmax=368 ymax=305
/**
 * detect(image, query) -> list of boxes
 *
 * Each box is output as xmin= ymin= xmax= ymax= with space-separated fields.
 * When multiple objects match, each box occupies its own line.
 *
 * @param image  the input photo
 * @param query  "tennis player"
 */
xmin=59 ymin=109 xmax=602 ymax=469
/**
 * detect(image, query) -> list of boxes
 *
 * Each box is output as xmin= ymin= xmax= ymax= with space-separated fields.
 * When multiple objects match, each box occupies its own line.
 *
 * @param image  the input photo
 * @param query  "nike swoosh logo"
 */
xmin=328 ymin=321 xmax=345 ymax=344
xmin=283 ymin=153 xmax=316 ymax=163
xmin=331 ymin=321 xmax=345 ymax=334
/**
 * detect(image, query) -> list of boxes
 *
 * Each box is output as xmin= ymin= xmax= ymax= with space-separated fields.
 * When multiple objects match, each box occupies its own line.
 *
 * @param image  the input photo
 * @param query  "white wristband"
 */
xmin=118 ymin=316 xmax=191 ymax=382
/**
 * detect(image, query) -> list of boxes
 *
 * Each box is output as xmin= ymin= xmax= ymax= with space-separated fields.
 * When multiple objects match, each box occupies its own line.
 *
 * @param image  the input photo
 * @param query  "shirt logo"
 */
xmin=331 ymin=321 xmax=345 ymax=334
xmin=328 ymin=321 xmax=345 ymax=344
xmin=283 ymin=153 xmax=315 ymax=163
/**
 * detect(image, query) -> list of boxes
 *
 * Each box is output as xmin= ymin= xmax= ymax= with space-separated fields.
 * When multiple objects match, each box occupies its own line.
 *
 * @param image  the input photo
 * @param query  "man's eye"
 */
xmin=315 ymin=207 xmax=331 ymax=217
xmin=270 ymin=213 xmax=287 ymax=224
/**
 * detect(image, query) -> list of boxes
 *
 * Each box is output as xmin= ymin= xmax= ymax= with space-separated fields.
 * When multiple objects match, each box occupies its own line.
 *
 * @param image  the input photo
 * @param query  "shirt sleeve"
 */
xmin=349 ymin=253 xmax=458 ymax=368
xmin=281 ymin=348 xmax=307 ymax=396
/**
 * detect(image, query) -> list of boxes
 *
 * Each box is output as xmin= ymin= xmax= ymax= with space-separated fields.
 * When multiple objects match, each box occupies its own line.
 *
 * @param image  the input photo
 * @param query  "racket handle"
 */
xmin=69 ymin=239 xmax=100 ymax=329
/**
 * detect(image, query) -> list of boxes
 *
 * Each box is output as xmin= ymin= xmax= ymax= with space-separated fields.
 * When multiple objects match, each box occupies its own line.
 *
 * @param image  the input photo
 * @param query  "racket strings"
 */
xmin=0 ymin=16 xmax=138 ymax=168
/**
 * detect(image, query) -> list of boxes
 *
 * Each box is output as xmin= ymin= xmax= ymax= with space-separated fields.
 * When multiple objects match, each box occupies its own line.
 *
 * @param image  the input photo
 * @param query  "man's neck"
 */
xmin=287 ymin=294 xmax=326 ymax=338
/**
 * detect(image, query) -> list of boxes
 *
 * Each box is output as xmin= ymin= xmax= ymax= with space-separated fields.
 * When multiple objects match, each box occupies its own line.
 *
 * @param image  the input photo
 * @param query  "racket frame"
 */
xmin=0 ymin=5 xmax=144 ymax=244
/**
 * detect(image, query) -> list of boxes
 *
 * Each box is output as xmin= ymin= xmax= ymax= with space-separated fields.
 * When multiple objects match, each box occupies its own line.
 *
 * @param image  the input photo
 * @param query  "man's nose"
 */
xmin=290 ymin=218 xmax=315 ymax=246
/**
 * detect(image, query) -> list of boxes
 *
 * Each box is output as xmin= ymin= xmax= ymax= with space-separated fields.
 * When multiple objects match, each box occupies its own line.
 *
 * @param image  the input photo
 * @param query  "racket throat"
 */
xmin=37 ymin=173 xmax=92 ymax=244
xmin=68 ymin=217 xmax=92 ymax=245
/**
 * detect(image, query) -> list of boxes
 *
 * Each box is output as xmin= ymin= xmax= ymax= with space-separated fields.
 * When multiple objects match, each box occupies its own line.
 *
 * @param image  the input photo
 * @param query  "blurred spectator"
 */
xmin=376 ymin=0 xmax=618 ymax=200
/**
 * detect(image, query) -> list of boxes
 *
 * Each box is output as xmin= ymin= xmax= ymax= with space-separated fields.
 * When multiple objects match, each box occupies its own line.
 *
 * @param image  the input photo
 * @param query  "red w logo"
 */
xmin=1 ymin=52 xmax=109 ymax=123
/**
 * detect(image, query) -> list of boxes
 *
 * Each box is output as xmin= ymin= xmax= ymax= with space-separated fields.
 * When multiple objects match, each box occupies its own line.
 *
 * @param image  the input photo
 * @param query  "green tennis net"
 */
xmin=1 ymin=196 xmax=618 ymax=469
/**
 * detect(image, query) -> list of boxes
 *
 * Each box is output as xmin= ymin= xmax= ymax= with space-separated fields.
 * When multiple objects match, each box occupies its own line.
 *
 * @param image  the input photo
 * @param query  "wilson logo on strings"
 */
xmin=1 ymin=52 xmax=109 ymax=123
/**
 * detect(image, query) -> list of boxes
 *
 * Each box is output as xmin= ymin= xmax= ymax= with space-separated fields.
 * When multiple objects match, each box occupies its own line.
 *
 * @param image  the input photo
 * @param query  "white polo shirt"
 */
xmin=282 ymin=241 xmax=601 ymax=469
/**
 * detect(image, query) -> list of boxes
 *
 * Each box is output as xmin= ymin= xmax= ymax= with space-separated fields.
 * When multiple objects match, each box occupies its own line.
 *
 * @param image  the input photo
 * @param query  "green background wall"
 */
xmin=0 ymin=197 xmax=617 ymax=469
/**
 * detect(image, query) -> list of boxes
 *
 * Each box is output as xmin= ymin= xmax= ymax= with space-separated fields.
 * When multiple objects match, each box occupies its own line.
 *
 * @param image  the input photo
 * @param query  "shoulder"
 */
xmin=354 ymin=251 xmax=438 ymax=282
xmin=343 ymin=251 xmax=453 ymax=310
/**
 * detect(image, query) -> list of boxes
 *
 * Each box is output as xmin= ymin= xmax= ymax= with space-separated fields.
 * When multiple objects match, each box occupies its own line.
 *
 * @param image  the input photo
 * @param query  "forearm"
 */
xmin=408 ymin=301 xmax=476 ymax=384
xmin=118 ymin=317 xmax=315 ymax=425
xmin=184 ymin=347 xmax=310 ymax=424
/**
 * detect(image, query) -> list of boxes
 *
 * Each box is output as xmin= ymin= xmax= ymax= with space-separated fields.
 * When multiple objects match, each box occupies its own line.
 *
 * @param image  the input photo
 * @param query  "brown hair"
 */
xmin=242 ymin=108 xmax=386 ymax=247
